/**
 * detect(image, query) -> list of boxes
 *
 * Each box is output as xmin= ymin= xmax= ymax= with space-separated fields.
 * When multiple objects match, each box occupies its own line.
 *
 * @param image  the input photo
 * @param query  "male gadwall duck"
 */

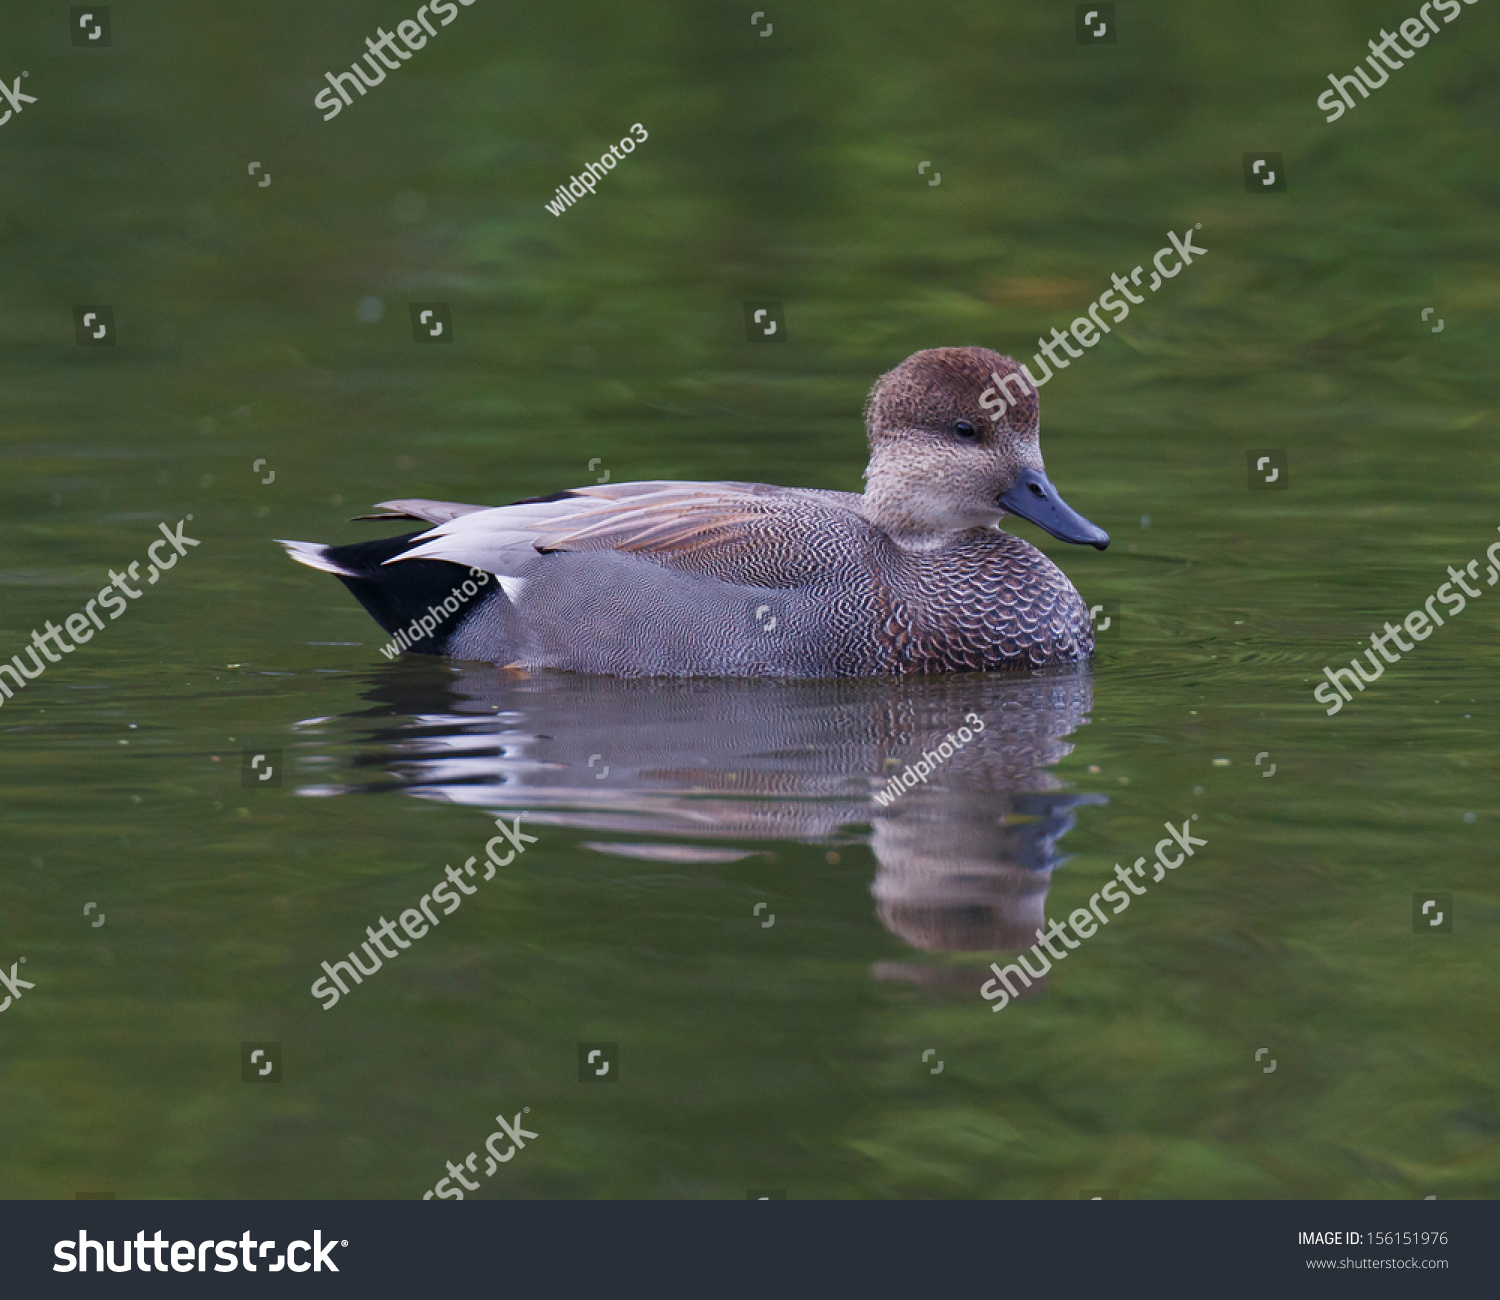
xmin=280 ymin=347 xmax=1109 ymax=676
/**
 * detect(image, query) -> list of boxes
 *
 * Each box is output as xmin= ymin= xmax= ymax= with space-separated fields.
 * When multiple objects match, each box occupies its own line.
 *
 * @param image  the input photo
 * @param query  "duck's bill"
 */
xmin=999 ymin=468 xmax=1110 ymax=550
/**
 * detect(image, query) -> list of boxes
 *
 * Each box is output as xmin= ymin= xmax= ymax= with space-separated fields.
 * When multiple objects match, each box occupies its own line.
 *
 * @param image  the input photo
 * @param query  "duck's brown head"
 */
xmin=862 ymin=347 xmax=1109 ymax=551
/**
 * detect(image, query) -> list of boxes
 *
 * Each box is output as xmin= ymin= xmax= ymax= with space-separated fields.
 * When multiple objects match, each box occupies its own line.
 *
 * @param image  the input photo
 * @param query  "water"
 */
xmin=1 ymin=1 xmax=1496 ymax=1199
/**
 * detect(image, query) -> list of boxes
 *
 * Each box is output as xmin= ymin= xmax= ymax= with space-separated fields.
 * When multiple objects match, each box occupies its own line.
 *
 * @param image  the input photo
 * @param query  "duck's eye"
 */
xmin=954 ymin=420 xmax=977 ymax=438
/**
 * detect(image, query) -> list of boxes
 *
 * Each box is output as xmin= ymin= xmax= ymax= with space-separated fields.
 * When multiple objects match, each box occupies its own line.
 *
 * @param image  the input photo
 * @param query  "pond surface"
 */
xmin=0 ymin=1 xmax=1496 ymax=1198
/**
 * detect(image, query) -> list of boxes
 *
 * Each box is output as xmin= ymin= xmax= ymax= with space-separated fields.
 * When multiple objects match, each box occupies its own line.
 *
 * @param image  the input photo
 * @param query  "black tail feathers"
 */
xmin=311 ymin=533 xmax=487 ymax=655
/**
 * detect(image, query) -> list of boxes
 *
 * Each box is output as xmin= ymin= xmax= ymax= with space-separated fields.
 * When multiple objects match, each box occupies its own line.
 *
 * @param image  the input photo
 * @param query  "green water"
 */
xmin=1 ymin=1 xmax=1496 ymax=1199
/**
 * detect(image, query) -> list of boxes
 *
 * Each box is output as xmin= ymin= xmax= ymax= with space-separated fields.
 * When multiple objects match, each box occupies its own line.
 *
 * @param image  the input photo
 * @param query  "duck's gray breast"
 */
xmin=877 ymin=530 xmax=1093 ymax=671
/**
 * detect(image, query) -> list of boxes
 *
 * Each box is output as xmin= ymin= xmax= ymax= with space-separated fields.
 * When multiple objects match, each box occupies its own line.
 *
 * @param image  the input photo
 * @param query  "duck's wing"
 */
xmin=387 ymin=480 xmax=867 ymax=585
xmin=349 ymin=498 xmax=492 ymax=525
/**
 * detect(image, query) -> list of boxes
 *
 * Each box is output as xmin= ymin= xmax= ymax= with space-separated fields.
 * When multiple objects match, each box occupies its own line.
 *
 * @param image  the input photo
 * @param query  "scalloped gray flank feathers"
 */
xmin=279 ymin=347 xmax=1110 ymax=677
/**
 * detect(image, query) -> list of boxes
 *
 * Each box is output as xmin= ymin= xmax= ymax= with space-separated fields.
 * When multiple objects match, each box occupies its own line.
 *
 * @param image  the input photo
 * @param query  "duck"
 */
xmin=279 ymin=347 xmax=1109 ymax=676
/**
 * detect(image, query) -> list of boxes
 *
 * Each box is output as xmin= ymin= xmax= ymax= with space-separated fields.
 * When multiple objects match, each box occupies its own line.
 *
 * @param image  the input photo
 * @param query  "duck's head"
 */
xmin=862 ymin=346 xmax=1109 ymax=551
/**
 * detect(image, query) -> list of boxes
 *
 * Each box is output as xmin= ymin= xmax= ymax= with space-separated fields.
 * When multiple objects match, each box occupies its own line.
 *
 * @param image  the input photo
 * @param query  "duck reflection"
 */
xmin=302 ymin=664 xmax=1103 ymax=977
